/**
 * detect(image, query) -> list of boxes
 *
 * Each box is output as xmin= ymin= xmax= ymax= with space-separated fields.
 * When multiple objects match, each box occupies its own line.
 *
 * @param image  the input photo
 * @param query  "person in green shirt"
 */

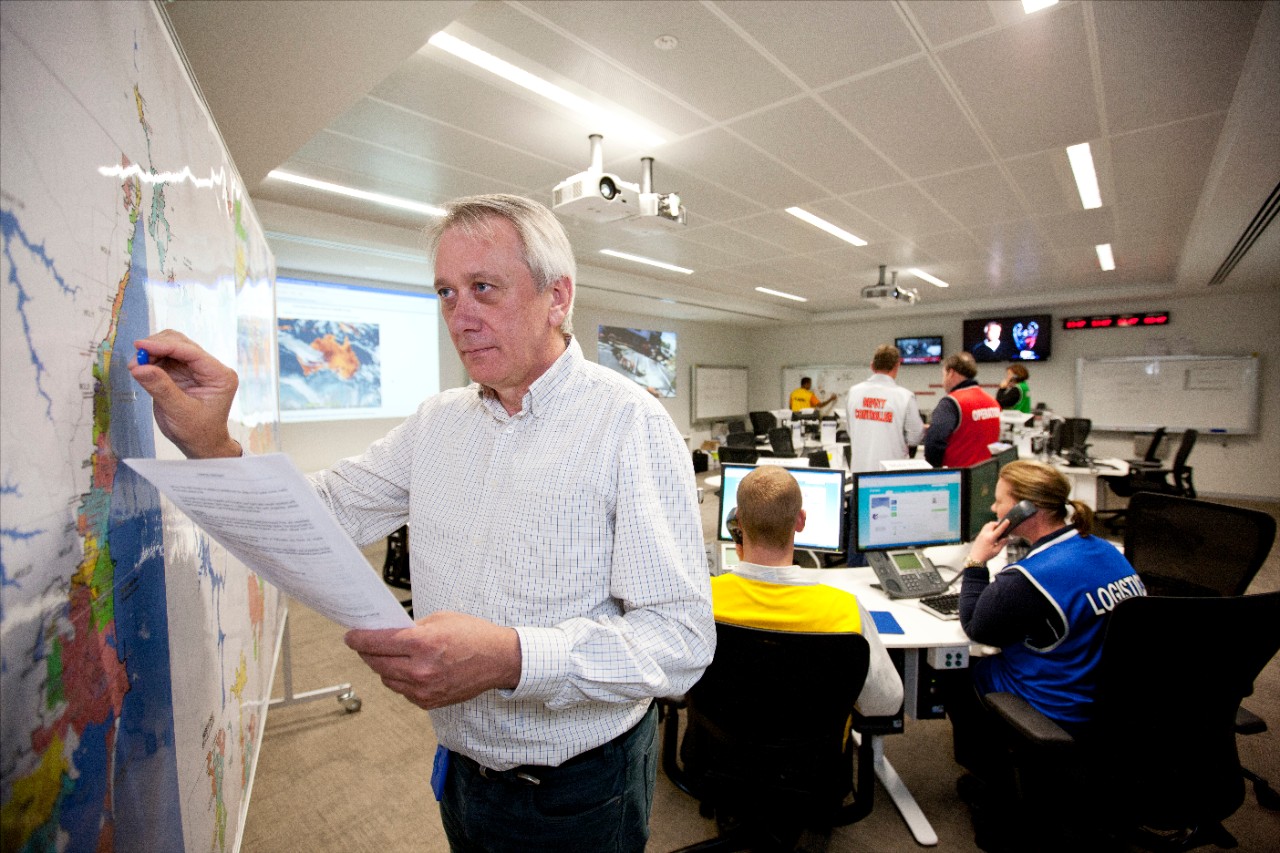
xmin=996 ymin=364 xmax=1031 ymax=413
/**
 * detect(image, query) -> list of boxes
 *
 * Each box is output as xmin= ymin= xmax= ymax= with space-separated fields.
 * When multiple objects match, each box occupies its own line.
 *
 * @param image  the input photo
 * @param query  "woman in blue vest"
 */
xmin=945 ymin=460 xmax=1144 ymax=835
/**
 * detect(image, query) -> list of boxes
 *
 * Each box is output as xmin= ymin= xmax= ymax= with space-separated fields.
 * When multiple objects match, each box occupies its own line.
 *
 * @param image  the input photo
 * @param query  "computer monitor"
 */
xmin=717 ymin=463 xmax=847 ymax=554
xmin=850 ymin=468 xmax=965 ymax=553
xmin=993 ymin=444 xmax=1019 ymax=471
xmin=965 ymin=459 xmax=999 ymax=541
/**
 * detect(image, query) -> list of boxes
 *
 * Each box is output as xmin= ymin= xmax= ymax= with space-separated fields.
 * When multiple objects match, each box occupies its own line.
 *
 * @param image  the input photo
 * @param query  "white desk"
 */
xmin=786 ymin=543 xmax=991 ymax=846
xmin=1051 ymin=457 xmax=1129 ymax=509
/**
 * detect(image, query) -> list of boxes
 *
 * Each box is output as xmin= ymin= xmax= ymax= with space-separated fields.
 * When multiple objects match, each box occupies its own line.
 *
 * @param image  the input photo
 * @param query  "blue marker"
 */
xmin=136 ymin=348 xmax=150 ymax=366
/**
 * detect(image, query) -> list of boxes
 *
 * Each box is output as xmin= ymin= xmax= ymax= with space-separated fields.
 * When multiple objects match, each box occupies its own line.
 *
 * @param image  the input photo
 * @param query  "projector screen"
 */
xmin=277 ymin=277 xmax=440 ymax=422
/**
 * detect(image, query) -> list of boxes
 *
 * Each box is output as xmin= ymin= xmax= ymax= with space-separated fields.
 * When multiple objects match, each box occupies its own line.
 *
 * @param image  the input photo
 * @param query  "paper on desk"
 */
xmin=124 ymin=453 xmax=414 ymax=630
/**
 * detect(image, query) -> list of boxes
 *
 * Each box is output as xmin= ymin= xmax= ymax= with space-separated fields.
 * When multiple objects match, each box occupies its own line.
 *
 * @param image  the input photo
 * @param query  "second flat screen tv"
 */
xmin=963 ymin=314 xmax=1052 ymax=362
xmin=895 ymin=335 xmax=943 ymax=365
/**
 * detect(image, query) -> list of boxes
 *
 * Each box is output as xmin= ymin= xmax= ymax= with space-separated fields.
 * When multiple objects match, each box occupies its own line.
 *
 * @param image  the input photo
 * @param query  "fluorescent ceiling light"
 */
xmin=429 ymin=31 xmax=664 ymax=148
xmin=267 ymin=170 xmax=445 ymax=217
xmin=1022 ymin=0 xmax=1058 ymax=13
xmin=599 ymin=249 xmax=693 ymax=275
xmin=755 ymin=286 xmax=807 ymax=303
xmin=1066 ymin=143 xmax=1103 ymax=210
xmin=906 ymin=268 xmax=950 ymax=288
xmin=784 ymin=207 xmax=868 ymax=247
xmin=1096 ymin=243 xmax=1116 ymax=271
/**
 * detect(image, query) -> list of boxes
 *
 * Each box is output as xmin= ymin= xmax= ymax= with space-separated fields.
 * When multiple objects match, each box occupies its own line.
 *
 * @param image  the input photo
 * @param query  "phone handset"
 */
xmin=998 ymin=499 xmax=1037 ymax=536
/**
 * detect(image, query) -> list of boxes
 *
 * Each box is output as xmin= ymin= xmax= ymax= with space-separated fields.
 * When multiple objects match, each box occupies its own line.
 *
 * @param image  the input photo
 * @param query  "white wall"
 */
xmin=741 ymin=290 xmax=1279 ymax=500
xmin=279 ymin=284 xmax=1277 ymax=500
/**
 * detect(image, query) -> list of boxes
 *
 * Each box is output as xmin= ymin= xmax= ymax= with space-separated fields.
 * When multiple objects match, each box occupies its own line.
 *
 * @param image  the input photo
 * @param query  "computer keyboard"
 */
xmin=919 ymin=592 xmax=960 ymax=620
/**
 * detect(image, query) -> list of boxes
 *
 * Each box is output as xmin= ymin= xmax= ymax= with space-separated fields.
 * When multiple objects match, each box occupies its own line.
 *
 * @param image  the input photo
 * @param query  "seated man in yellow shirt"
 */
xmin=713 ymin=466 xmax=903 ymax=716
xmin=789 ymin=376 xmax=837 ymax=412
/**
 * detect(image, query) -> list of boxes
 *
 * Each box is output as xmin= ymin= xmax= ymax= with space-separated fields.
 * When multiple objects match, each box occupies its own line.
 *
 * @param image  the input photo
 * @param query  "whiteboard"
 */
xmin=1075 ymin=355 xmax=1260 ymax=434
xmin=692 ymin=365 xmax=749 ymax=421
xmin=781 ymin=365 xmax=864 ymax=410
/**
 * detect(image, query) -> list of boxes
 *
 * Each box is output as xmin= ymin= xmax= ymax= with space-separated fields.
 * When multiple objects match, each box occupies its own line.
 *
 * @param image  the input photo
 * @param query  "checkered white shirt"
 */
xmin=312 ymin=337 xmax=714 ymax=769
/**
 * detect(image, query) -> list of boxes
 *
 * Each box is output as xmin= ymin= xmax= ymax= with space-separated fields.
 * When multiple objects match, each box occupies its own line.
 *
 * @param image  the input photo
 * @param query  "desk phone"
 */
xmin=867 ymin=549 xmax=950 ymax=599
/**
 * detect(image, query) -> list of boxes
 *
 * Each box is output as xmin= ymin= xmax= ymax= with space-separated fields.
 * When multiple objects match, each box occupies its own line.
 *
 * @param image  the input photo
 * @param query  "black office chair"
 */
xmin=1127 ymin=426 xmax=1168 ymax=469
xmin=1124 ymin=493 xmax=1276 ymax=598
xmin=1059 ymin=417 xmax=1092 ymax=467
xmin=768 ymin=426 xmax=798 ymax=458
xmin=382 ymin=525 xmax=413 ymax=617
xmin=662 ymin=623 xmax=879 ymax=852
xmin=1123 ymin=492 xmax=1279 ymax=810
xmin=807 ymin=449 xmax=830 ymax=468
xmin=723 ymin=430 xmax=757 ymax=448
xmin=984 ymin=591 xmax=1280 ymax=851
xmin=749 ymin=410 xmax=778 ymax=440
xmin=1099 ymin=429 xmax=1199 ymax=532
xmin=717 ymin=446 xmax=759 ymax=466
xmin=726 ymin=419 xmax=749 ymax=436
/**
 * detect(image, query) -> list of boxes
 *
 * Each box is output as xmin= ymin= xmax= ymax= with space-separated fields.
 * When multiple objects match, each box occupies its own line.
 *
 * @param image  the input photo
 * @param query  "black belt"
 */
xmin=455 ymin=703 xmax=654 ymax=787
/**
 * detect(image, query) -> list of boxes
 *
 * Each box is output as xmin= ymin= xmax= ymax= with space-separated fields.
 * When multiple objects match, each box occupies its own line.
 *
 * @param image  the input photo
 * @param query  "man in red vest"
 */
xmin=924 ymin=353 xmax=1001 ymax=468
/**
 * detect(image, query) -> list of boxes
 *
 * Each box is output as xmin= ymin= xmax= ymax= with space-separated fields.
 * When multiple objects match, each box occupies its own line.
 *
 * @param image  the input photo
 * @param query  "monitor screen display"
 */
xmin=965 ymin=459 xmax=998 ymax=541
xmin=962 ymin=314 xmax=1052 ymax=362
xmin=717 ymin=464 xmax=847 ymax=554
xmin=851 ymin=469 xmax=964 ymax=553
xmin=895 ymin=335 xmax=944 ymax=365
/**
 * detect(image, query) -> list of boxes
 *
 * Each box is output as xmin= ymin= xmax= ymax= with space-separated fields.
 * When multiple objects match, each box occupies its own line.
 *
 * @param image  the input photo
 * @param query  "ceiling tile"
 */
xmin=518 ymin=0 xmax=800 ymax=121
xmin=919 ymin=163 xmax=1029 ymax=227
xmin=903 ymin=0 xmax=999 ymax=47
xmin=730 ymin=98 xmax=901 ymax=195
xmin=1094 ymin=0 xmax=1263 ymax=135
xmin=718 ymin=0 xmax=921 ymax=89
xmin=938 ymin=3 xmax=1099 ymax=158
xmin=846 ymin=183 xmax=958 ymax=239
xmin=824 ymin=56 xmax=991 ymax=178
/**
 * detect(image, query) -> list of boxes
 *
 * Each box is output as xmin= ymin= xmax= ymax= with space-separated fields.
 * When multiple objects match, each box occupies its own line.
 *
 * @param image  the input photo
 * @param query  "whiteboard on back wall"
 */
xmin=1075 ymin=355 xmax=1260 ymax=434
xmin=692 ymin=365 xmax=749 ymax=422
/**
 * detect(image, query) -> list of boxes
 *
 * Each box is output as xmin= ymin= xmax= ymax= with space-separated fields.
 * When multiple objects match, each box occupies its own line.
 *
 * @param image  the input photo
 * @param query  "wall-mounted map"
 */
xmin=1 ymin=4 xmax=282 ymax=851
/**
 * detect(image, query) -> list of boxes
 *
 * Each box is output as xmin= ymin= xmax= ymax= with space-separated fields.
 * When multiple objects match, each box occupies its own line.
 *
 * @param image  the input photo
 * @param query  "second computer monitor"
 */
xmin=717 ymin=463 xmax=847 ymax=554
xmin=965 ymin=459 xmax=999 ymax=541
xmin=850 ymin=468 xmax=965 ymax=553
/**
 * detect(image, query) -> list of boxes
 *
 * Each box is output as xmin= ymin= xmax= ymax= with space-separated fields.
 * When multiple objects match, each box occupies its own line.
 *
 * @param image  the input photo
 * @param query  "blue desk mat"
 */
xmin=870 ymin=610 xmax=904 ymax=635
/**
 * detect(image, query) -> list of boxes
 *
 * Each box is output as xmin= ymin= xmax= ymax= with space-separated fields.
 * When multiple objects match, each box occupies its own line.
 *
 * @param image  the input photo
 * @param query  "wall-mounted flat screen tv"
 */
xmin=895 ymin=335 xmax=944 ymax=365
xmin=962 ymin=314 xmax=1052 ymax=362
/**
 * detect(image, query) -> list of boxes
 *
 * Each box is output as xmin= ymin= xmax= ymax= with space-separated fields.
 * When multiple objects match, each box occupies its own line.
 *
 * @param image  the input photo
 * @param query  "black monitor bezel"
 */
xmin=848 ymin=468 xmax=967 ymax=553
xmin=717 ymin=463 xmax=848 ymax=554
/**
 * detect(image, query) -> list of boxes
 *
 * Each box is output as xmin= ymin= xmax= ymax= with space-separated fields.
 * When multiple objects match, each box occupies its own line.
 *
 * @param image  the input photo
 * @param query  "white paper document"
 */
xmin=125 ymin=453 xmax=414 ymax=630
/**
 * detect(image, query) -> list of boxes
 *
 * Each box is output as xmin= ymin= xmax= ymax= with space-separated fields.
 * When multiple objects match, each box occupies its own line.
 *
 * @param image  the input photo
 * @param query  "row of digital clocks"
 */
xmin=1061 ymin=311 xmax=1169 ymax=330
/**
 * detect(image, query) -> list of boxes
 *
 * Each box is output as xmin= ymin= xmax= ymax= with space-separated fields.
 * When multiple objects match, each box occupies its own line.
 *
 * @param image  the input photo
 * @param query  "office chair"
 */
xmin=726 ymin=419 xmax=749 ymax=435
xmin=749 ymin=410 xmax=778 ymax=439
xmin=381 ymin=525 xmax=413 ymax=617
xmin=768 ymin=426 xmax=798 ymax=458
xmin=807 ymin=448 xmax=830 ymax=468
xmin=1123 ymin=492 xmax=1279 ymax=810
xmin=717 ymin=446 xmax=759 ymax=466
xmin=984 ymin=590 xmax=1280 ymax=851
xmin=1099 ymin=429 xmax=1199 ymax=531
xmin=662 ymin=623 xmax=878 ymax=852
xmin=1059 ymin=417 xmax=1092 ymax=467
xmin=723 ymin=430 xmax=757 ymax=448
xmin=1127 ymin=427 xmax=1168 ymax=468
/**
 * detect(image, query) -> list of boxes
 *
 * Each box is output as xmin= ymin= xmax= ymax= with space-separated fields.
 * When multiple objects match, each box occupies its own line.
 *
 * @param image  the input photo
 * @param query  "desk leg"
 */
xmin=871 ymin=734 xmax=939 ymax=846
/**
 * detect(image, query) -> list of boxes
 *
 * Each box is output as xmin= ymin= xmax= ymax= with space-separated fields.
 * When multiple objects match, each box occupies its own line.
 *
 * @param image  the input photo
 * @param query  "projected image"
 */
xmin=597 ymin=325 xmax=677 ymax=398
xmin=278 ymin=318 xmax=382 ymax=412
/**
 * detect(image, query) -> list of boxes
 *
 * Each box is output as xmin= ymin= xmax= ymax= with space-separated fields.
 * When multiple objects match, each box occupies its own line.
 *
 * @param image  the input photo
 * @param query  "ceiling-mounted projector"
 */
xmin=553 ymin=136 xmax=687 ymax=230
xmin=862 ymin=265 xmax=918 ymax=307
xmin=552 ymin=134 xmax=639 ymax=223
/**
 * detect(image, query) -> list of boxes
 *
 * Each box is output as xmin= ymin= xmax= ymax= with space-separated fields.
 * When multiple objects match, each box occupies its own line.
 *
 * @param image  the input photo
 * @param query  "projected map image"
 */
xmin=278 ymin=318 xmax=383 ymax=412
xmin=1 ymin=5 xmax=281 ymax=851
xmin=597 ymin=325 xmax=677 ymax=398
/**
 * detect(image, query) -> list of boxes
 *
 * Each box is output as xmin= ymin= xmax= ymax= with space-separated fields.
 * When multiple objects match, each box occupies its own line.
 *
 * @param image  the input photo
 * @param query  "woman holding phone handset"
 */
xmin=944 ymin=460 xmax=1145 ymax=846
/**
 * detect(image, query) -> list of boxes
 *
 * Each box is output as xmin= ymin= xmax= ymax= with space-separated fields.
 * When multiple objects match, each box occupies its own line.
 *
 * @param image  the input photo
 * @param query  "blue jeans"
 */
xmin=440 ymin=704 xmax=658 ymax=853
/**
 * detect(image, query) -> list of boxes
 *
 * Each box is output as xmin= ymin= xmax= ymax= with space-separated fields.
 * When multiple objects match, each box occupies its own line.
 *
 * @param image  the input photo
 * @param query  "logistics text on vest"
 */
xmin=1085 ymin=573 xmax=1148 ymax=615
xmin=855 ymin=396 xmax=895 ymax=423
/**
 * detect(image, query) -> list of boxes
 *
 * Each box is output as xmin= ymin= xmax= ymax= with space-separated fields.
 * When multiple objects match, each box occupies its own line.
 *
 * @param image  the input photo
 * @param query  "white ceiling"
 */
xmin=166 ymin=0 xmax=1280 ymax=326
